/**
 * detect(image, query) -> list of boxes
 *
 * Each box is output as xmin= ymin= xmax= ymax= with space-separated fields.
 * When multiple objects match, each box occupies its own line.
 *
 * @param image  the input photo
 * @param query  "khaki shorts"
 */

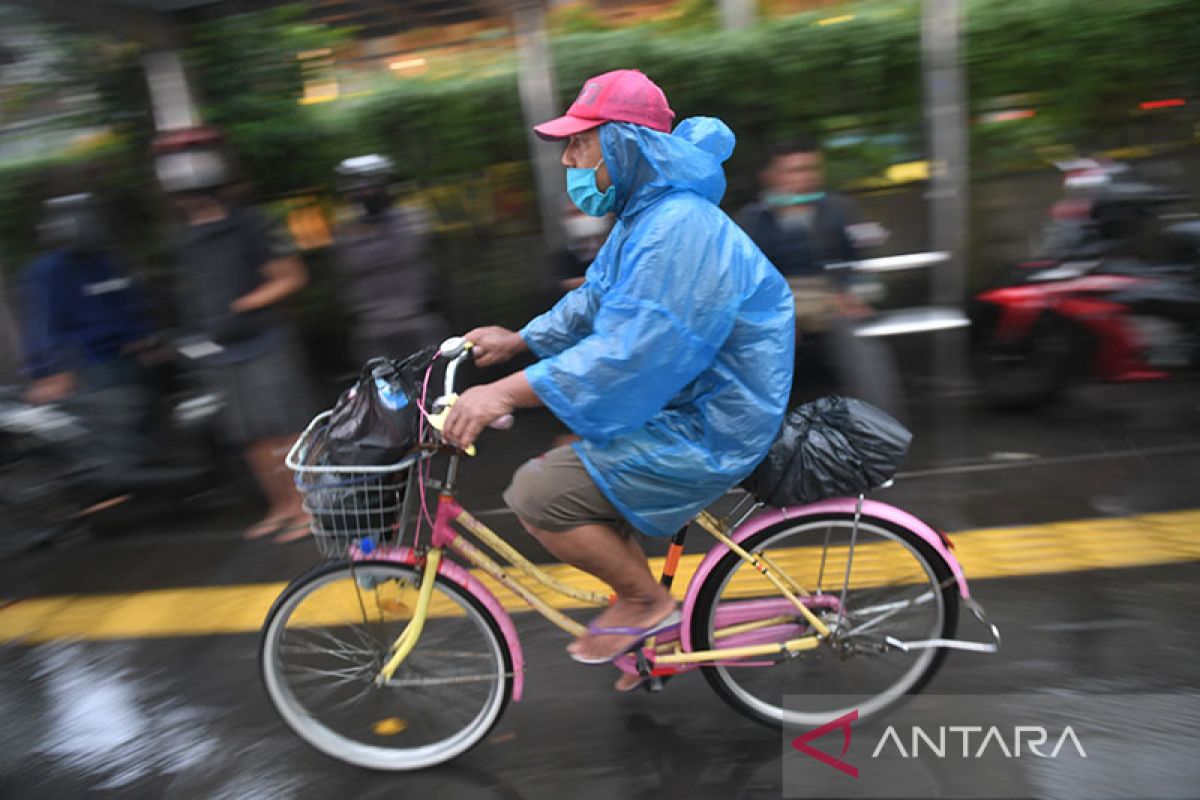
xmin=503 ymin=446 xmax=636 ymax=536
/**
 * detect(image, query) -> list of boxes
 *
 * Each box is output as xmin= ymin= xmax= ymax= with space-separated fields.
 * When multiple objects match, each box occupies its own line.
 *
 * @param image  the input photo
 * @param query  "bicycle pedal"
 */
xmin=634 ymin=649 xmax=653 ymax=678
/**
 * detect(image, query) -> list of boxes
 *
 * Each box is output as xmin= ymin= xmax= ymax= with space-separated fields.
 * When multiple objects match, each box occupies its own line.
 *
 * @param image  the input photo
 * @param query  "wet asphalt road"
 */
xmin=2 ymin=376 xmax=1199 ymax=799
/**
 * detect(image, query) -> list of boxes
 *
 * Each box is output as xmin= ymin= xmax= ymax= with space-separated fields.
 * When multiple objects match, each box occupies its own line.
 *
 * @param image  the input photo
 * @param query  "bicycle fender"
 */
xmin=679 ymin=500 xmax=970 ymax=652
xmin=377 ymin=547 xmax=526 ymax=702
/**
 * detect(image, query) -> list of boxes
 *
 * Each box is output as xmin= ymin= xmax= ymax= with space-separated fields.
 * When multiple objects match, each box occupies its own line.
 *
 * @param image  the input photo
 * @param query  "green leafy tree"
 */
xmin=186 ymin=6 xmax=349 ymax=196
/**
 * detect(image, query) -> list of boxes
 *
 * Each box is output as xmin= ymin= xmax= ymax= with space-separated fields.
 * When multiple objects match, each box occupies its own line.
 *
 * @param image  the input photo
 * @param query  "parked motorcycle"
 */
xmin=971 ymin=160 xmax=1200 ymax=409
xmin=0 ymin=343 xmax=236 ymax=557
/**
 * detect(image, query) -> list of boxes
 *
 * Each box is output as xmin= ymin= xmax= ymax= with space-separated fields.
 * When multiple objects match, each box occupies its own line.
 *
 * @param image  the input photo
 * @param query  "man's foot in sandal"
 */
xmin=614 ymin=672 xmax=647 ymax=692
xmin=568 ymin=597 xmax=679 ymax=664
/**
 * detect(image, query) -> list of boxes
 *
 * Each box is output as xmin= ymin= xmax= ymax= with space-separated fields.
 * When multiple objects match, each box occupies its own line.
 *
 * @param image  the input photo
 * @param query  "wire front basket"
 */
xmin=286 ymin=411 xmax=429 ymax=559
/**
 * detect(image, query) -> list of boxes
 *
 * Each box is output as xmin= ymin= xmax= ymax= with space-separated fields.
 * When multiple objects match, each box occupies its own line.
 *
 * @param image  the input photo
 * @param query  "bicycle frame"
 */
xmin=369 ymin=482 xmax=856 ymax=688
xmin=358 ymin=343 xmax=990 ymax=694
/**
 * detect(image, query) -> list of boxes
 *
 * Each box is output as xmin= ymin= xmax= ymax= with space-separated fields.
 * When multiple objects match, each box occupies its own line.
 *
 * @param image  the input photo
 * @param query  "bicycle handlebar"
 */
xmin=428 ymin=337 xmax=514 ymax=454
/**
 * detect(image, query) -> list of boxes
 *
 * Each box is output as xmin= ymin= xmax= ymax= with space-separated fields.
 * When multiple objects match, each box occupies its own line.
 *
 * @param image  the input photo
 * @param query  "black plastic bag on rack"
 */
xmin=324 ymin=346 xmax=439 ymax=466
xmin=742 ymin=396 xmax=912 ymax=507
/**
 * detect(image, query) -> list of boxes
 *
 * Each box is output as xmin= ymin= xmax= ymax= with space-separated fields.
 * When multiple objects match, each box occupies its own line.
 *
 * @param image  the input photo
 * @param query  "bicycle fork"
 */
xmin=375 ymin=549 xmax=443 ymax=685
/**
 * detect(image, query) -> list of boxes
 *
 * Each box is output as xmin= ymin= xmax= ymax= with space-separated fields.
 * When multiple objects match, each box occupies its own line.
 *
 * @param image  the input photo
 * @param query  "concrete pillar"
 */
xmin=921 ymin=0 xmax=971 ymax=529
xmin=142 ymin=50 xmax=201 ymax=132
xmin=512 ymin=0 xmax=564 ymax=254
xmin=922 ymin=0 xmax=969 ymax=314
xmin=718 ymin=0 xmax=757 ymax=31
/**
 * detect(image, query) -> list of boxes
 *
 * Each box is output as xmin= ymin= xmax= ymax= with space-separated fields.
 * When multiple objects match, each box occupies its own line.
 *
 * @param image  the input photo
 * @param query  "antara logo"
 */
xmin=791 ymin=709 xmax=859 ymax=778
xmin=790 ymin=710 xmax=1087 ymax=778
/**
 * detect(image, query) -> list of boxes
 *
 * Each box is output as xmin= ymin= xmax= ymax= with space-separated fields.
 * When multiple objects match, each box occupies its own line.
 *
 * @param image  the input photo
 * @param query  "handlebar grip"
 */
xmin=489 ymin=414 xmax=515 ymax=431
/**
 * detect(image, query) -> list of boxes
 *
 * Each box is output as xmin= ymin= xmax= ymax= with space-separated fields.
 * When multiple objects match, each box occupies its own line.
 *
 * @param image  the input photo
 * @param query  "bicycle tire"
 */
xmin=260 ymin=559 xmax=513 ymax=770
xmin=690 ymin=512 xmax=958 ymax=728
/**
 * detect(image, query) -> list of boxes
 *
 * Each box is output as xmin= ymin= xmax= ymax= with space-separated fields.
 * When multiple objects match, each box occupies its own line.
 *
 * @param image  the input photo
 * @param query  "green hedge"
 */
xmin=303 ymin=0 xmax=1200 ymax=207
xmin=4 ymin=0 xmax=1198 ymax=272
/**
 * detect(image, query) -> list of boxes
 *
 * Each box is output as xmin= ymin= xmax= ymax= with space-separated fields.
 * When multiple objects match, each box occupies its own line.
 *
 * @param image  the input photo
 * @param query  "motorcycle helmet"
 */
xmin=152 ymin=126 xmax=231 ymax=194
xmin=39 ymin=193 xmax=107 ymax=254
xmin=335 ymin=154 xmax=394 ymax=193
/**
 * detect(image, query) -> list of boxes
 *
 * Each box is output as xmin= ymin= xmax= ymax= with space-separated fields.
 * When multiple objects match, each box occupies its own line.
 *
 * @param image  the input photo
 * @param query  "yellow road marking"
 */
xmin=2 ymin=509 xmax=1198 ymax=644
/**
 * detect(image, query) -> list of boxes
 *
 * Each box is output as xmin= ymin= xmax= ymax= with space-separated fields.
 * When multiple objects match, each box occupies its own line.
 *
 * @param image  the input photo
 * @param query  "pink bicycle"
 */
xmin=259 ymin=338 xmax=1000 ymax=770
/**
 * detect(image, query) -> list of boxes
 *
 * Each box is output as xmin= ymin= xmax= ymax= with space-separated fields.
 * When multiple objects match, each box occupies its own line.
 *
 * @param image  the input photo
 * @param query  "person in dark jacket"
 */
xmin=737 ymin=138 xmax=901 ymax=416
xmin=22 ymin=194 xmax=153 ymax=400
xmin=333 ymin=155 xmax=448 ymax=362
xmin=157 ymin=129 xmax=315 ymax=542
xmin=21 ymin=194 xmax=156 ymax=467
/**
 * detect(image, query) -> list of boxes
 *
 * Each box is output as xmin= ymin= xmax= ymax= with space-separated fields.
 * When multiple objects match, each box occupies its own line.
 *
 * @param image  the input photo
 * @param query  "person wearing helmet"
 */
xmin=21 ymin=194 xmax=154 ymax=400
xmin=443 ymin=70 xmax=795 ymax=675
xmin=156 ymin=128 xmax=315 ymax=543
xmin=20 ymin=194 xmax=157 ymax=464
xmin=333 ymin=155 xmax=448 ymax=362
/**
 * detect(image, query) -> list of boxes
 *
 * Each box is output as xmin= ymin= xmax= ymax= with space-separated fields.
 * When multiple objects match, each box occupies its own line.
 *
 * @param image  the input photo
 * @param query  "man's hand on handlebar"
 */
xmin=463 ymin=326 xmax=527 ymax=368
xmin=443 ymin=383 xmax=517 ymax=452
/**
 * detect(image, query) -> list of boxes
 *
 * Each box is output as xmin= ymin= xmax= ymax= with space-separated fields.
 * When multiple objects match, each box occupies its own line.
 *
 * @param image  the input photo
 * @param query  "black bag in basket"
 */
xmin=305 ymin=469 xmax=405 ymax=540
xmin=743 ymin=396 xmax=912 ymax=507
xmin=325 ymin=348 xmax=436 ymax=466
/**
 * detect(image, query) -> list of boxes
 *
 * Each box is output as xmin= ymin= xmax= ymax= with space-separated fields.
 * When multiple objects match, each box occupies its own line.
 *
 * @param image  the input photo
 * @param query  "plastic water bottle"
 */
xmin=374 ymin=377 xmax=410 ymax=411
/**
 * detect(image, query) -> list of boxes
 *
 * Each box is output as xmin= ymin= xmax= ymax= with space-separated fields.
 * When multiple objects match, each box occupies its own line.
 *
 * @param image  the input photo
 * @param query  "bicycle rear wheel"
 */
xmin=691 ymin=513 xmax=957 ymax=728
xmin=260 ymin=560 xmax=512 ymax=770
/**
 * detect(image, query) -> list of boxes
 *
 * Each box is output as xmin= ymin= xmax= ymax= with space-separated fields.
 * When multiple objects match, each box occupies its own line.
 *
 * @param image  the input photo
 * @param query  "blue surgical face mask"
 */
xmin=567 ymin=158 xmax=617 ymax=217
xmin=765 ymin=191 xmax=826 ymax=207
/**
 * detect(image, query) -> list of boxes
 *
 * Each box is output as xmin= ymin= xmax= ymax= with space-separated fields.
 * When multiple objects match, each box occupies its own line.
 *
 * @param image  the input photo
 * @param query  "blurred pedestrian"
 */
xmin=155 ymin=128 xmax=315 ymax=543
xmin=20 ymin=193 xmax=157 ymax=468
xmin=737 ymin=137 xmax=902 ymax=417
xmin=554 ymin=202 xmax=612 ymax=293
xmin=333 ymin=155 xmax=448 ymax=363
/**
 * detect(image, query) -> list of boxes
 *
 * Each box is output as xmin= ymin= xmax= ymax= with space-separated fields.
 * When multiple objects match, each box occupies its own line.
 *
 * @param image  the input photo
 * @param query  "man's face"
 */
xmin=764 ymin=151 xmax=824 ymax=196
xmin=561 ymin=128 xmax=612 ymax=192
xmin=350 ymin=186 xmax=391 ymax=216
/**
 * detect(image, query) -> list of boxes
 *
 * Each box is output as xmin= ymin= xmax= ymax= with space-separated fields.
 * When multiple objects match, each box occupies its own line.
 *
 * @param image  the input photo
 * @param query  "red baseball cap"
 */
xmin=534 ymin=69 xmax=675 ymax=141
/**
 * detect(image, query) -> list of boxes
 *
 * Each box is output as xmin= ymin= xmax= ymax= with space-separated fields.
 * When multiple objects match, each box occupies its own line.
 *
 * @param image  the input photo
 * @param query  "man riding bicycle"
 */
xmin=443 ymin=70 xmax=794 ymax=671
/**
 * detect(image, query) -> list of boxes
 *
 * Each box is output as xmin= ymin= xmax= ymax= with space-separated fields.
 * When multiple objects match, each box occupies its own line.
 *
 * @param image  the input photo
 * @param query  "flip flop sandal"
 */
xmin=271 ymin=520 xmax=312 ymax=544
xmin=244 ymin=516 xmax=291 ymax=541
xmin=613 ymin=673 xmax=649 ymax=693
xmin=569 ymin=609 xmax=682 ymax=666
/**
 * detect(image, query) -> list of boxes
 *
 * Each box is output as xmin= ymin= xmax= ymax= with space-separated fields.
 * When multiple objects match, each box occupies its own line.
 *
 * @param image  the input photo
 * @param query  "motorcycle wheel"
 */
xmin=977 ymin=314 xmax=1082 ymax=411
xmin=0 ymin=436 xmax=89 ymax=557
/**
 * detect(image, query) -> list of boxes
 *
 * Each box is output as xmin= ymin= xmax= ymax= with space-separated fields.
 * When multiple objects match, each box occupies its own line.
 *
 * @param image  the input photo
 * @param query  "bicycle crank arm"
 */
xmin=885 ymin=597 xmax=1001 ymax=654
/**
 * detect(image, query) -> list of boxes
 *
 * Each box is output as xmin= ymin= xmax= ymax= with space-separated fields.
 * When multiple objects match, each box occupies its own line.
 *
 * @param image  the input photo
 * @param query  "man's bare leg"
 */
xmin=520 ymin=520 xmax=675 ymax=662
xmin=244 ymin=434 xmax=306 ymax=539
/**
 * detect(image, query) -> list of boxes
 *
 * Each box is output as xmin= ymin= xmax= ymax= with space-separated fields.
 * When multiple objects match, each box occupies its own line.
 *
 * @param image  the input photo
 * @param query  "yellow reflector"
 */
xmin=372 ymin=718 xmax=407 ymax=736
xmin=378 ymin=598 xmax=410 ymax=614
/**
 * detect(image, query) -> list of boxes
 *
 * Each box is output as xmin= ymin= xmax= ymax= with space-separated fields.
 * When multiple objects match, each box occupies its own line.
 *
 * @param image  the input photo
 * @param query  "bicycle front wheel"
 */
xmin=691 ymin=513 xmax=958 ymax=728
xmin=260 ymin=560 xmax=512 ymax=771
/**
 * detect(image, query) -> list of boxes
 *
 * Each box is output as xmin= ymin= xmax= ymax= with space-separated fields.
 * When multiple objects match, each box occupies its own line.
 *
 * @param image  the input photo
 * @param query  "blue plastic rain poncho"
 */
xmin=521 ymin=119 xmax=795 ymax=536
